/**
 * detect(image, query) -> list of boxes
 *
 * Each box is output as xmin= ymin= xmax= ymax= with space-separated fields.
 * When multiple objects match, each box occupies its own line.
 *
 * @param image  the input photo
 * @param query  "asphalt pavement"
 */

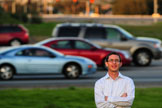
xmin=0 ymin=59 xmax=162 ymax=89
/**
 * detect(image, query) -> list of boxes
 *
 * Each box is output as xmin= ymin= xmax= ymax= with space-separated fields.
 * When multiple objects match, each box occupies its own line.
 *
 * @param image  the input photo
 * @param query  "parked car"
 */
xmin=0 ymin=24 xmax=29 ymax=46
xmin=52 ymin=23 xmax=162 ymax=66
xmin=0 ymin=45 xmax=97 ymax=80
xmin=36 ymin=38 xmax=132 ymax=68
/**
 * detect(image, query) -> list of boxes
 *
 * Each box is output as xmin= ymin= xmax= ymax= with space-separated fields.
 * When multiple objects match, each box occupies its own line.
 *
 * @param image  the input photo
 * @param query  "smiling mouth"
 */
xmin=112 ymin=65 xmax=117 ymax=68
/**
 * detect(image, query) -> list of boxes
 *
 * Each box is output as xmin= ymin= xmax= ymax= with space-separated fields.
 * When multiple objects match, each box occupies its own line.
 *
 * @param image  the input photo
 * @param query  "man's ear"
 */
xmin=105 ymin=61 xmax=108 ymax=67
xmin=120 ymin=62 xmax=122 ymax=67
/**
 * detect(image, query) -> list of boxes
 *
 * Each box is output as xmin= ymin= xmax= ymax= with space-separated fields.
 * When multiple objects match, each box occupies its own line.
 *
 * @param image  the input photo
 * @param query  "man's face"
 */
xmin=105 ymin=54 xmax=122 ymax=72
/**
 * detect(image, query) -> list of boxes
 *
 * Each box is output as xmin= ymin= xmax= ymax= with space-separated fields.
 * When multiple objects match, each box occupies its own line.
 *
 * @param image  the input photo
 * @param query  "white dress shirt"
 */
xmin=94 ymin=72 xmax=135 ymax=108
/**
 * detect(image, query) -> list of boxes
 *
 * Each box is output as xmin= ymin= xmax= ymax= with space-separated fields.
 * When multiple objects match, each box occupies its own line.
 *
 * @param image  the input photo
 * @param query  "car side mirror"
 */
xmin=49 ymin=55 xmax=55 ymax=58
xmin=91 ymin=47 xmax=97 ymax=51
xmin=121 ymin=36 xmax=128 ymax=41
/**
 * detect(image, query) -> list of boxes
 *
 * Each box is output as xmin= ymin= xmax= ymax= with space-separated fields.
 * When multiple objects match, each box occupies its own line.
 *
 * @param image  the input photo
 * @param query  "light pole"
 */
xmin=86 ymin=1 xmax=90 ymax=16
xmin=154 ymin=0 xmax=158 ymax=14
xmin=11 ymin=0 xmax=16 ymax=14
xmin=152 ymin=0 xmax=160 ymax=23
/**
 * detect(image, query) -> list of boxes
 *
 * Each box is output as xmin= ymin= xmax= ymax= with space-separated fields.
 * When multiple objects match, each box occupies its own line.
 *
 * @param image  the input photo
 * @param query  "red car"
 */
xmin=36 ymin=38 xmax=132 ymax=68
xmin=0 ymin=25 xmax=29 ymax=46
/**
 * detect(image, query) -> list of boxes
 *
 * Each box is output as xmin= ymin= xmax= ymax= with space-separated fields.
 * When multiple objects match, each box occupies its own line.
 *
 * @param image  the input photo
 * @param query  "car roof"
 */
xmin=0 ymin=45 xmax=47 ymax=53
xmin=0 ymin=24 xmax=28 ymax=32
xmin=35 ymin=37 xmax=90 ymax=45
xmin=0 ymin=45 xmax=64 ymax=56
xmin=0 ymin=24 xmax=23 ymax=27
xmin=56 ymin=23 xmax=119 ymax=28
xmin=17 ymin=45 xmax=57 ymax=51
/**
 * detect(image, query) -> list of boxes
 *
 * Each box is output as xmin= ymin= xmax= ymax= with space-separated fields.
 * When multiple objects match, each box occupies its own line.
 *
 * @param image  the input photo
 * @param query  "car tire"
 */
xmin=10 ymin=39 xmax=22 ymax=46
xmin=133 ymin=50 xmax=152 ymax=66
xmin=0 ymin=65 xmax=14 ymax=80
xmin=63 ymin=63 xmax=81 ymax=79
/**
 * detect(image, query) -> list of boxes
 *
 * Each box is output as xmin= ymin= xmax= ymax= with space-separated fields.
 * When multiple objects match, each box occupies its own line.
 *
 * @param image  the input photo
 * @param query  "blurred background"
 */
xmin=0 ymin=0 xmax=162 ymax=16
xmin=1 ymin=0 xmax=162 ymax=108
xmin=1 ymin=0 xmax=162 ymax=43
xmin=0 ymin=0 xmax=162 ymax=23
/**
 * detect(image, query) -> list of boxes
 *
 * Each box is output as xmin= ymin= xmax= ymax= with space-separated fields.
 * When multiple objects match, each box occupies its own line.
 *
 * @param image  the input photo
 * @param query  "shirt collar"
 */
xmin=104 ymin=72 xmax=124 ymax=79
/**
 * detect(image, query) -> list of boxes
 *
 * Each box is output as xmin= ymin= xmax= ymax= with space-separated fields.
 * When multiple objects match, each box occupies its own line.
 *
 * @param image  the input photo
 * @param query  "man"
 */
xmin=94 ymin=52 xmax=135 ymax=108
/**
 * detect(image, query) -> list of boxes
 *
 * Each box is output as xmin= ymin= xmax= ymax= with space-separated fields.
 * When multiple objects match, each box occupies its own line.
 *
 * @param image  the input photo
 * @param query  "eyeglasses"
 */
xmin=108 ymin=59 xmax=120 ymax=63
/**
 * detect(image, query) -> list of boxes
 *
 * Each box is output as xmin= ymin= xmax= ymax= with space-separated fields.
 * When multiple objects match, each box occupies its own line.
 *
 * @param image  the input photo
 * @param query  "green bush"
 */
xmin=30 ymin=14 xmax=42 ymax=24
xmin=112 ymin=0 xmax=148 ymax=15
xmin=11 ymin=12 xmax=29 ymax=23
xmin=0 ymin=6 xmax=20 ymax=24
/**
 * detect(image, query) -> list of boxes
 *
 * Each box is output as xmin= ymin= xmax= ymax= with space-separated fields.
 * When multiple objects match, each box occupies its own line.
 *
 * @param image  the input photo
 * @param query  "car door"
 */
xmin=74 ymin=40 xmax=101 ymax=64
xmin=50 ymin=40 xmax=80 ymax=56
xmin=104 ymin=27 xmax=132 ymax=50
xmin=0 ymin=26 xmax=10 ymax=44
xmin=13 ymin=52 xmax=29 ymax=74
xmin=15 ymin=48 xmax=60 ymax=74
xmin=84 ymin=27 xmax=131 ymax=50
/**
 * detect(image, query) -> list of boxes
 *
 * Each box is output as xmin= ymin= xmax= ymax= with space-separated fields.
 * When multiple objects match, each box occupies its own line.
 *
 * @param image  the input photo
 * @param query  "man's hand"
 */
xmin=121 ymin=93 xmax=127 ymax=97
xmin=105 ymin=93 xmax=127 ymax=101
xmin=105 ymin=96 xmax=108 ymax=101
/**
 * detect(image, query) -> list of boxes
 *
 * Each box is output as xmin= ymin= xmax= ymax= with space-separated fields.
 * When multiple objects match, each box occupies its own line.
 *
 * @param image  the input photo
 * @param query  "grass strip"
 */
xmin=0 ymin=87 xmax=162 ymax=108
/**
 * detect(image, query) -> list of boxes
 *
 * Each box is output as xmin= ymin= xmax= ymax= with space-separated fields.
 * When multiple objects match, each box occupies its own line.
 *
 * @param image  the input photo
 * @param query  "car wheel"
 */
xmin=0 ymin=65 xmax=14 ymax=80
xmin=133 ymin=50 xmax=152 ymax=66
xmin=10 ymin=39 xmax=21 ymax=46
xmin=63 ymin=64 xmax=81 ymax=79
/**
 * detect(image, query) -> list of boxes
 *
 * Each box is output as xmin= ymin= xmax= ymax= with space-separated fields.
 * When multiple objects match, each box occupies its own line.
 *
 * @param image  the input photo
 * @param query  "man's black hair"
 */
xmin=105 ymin=52 xmax=122 ymax=62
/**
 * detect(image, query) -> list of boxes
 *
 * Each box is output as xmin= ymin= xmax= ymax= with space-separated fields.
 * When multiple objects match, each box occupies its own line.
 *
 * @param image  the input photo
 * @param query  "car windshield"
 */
xmin=43 ymin=46 xmax=64 ymax=56
xmin=117 ymin=27 xmax=134 ymax=39
xmin=85 ymin=40 xmax=102 ymax=49
xmin=0 ymin=47 xmax=18 ymax=55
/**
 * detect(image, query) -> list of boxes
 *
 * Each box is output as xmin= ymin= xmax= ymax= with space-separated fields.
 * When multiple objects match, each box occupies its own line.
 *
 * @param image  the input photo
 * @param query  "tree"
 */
xmin=0 ymin=6 xmax=19 ymax=24
xmin=54 ymin=1 xmax=85 ymax=14
xmin=112 ymin=0 xmax=148 ymax=15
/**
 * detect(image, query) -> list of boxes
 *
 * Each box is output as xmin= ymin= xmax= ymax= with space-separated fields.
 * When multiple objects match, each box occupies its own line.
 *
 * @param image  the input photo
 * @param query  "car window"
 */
xmin=51 ymin=40 xmax=74 ymax=49
xmin=75 ymin=40 xmax=92 ymax=49
xmin=0 ymin=26 xmax=22 ymax=33
xmin=118 ymin=27 xmax=134 ymax=39
xmin=16 ymin=48 xmax=53 ymax=57
xmin=106 ymin=28 xmax=121 ymax=41
xmin=12 ymin=26 xmax=22 ymax=32
xmin=57 ymin=27 xmax=80 ymax=37
xmin=84 ymin=27 xmax=106 ymax=39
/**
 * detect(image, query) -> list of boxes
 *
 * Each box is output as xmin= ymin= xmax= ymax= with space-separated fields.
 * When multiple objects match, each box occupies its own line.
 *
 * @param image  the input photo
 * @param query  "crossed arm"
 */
xmin=104 ymin=93 xmax=133 ymax=107
xmin=105 ymin=92 xmax=127 ymax=101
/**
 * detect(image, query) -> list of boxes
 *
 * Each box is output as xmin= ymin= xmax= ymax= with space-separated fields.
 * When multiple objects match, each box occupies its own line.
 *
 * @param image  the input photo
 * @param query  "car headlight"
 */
xmin=154 ymin=43 xmax=161 ymax=48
